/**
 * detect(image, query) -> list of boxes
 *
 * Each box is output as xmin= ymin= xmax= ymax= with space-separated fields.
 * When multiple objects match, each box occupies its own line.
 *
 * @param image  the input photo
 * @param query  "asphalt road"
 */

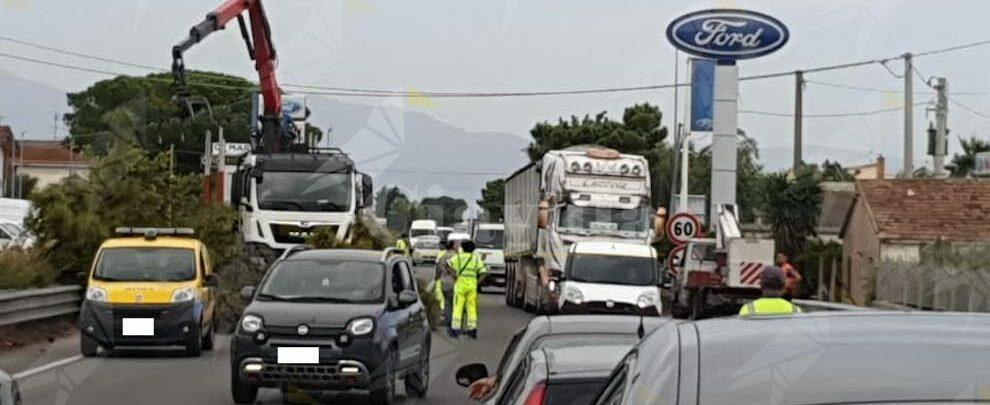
xmin=12 ymin=265 xmax=532 ymax=405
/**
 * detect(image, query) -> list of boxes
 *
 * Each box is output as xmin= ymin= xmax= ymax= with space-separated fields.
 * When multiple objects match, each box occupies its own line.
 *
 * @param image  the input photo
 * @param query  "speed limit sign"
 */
xmin=667 ymin=212 xmax=702 ymax=245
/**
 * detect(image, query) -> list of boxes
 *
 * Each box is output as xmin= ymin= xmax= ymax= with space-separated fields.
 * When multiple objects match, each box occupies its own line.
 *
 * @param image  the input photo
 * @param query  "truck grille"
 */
xmin=270 ymin=224 xmax=338 ymax=244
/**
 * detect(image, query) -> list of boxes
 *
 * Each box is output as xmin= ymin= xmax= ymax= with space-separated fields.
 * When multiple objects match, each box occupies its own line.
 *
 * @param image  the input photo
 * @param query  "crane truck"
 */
xmin=669 ymin=204 xmax=775 ymax=319
xmin=503 ymin=146 xmax=666 ymax=313
xmin=172 ymin=0 xmax=372 ymax=260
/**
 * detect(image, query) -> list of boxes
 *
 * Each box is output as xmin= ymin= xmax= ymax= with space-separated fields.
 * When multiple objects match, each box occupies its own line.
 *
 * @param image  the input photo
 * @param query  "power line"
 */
xmin=741 ymin=102 xmax=928 ymax=118
xmin=807 ymin=79 xmax=989 ymax=96
xmin=948 ymin=97 xmax=990 ymax=119
xmin=3 ymin=34 xmax=990 ymax=98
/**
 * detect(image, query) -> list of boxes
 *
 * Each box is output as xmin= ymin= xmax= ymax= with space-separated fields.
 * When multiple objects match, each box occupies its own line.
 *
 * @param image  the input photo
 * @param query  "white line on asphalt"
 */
xmin=12 ymin=355 xmax=84 ymax=380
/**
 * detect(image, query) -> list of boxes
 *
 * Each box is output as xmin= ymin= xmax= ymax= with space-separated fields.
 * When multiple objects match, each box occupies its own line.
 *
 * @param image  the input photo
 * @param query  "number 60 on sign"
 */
xmin=666 ymin=212 xmax=702 ymax=245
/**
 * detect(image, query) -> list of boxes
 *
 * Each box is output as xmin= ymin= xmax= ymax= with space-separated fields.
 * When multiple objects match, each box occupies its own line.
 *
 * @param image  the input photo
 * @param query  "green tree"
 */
xmin=949 ymin=136 xmax=990 ymax=177
xmin=684 ymin=130 xmax=764 ymax=223
xmin=27 ymin=143 xmax=239 ymax=276
xmin=759 ymin=166 xmax=823 ymax=256
xmin=421 ymin=196 xmax=468 ymax=226
xmin=374 ymin=185 xmax=407 ymax=218
xmin=64 ymin=72 xmax=254 ymax=173
xmin=477 ymin=179 xmax=505 ymax=222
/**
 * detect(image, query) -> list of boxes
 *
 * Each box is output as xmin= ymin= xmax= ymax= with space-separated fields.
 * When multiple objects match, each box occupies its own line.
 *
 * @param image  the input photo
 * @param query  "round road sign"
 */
xmin=666 ymin=244 xmax=687 ymax=276
xmin=667 ymin=212 xmax=702 ymax=245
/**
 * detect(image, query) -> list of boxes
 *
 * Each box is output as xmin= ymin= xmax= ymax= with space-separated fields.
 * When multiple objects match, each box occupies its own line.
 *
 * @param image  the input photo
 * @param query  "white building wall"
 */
xmin=17 ymin=166 xmax=90 ymax=191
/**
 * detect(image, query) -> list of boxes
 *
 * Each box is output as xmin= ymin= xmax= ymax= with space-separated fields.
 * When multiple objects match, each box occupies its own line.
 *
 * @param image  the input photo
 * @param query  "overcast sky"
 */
xmin=2 ymin=0 xmax=990 ymax=171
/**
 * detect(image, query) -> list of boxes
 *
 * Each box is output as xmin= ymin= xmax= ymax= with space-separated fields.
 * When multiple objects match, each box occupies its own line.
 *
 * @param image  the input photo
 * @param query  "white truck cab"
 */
xmin=408 ymin=220 xmax=437 ymax=246
xmin=556 ymin=241 xmax=662 ymax=316
xmin=473 ymin=223 xmax=506 ymax=289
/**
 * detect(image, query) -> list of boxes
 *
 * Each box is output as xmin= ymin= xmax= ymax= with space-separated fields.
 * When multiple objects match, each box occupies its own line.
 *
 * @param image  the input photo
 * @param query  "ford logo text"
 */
xmin=666 ymin=9 xmax=788 ymax=60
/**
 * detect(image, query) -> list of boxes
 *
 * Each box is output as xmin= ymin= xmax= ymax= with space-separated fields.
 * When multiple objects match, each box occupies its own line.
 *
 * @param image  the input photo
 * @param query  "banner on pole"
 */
xmin=690 ymin=58 xmax=715 ymax=132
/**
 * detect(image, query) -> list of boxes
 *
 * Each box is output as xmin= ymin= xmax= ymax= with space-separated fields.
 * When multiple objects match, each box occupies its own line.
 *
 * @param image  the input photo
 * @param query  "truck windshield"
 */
xmin=94 ymin=248 xmax=196 ymax=282
xmin=558 ymin=205 xmax=650 ymax=234
xmin=474 ymin=229 xmax=504 ymax=249
xmin=257 ymin=172 xmax=351 ymax=212
xmin=259 ymin=260 xmax=384 ymax=303
xmin=567 ymin=254 xmax=657 ymax=285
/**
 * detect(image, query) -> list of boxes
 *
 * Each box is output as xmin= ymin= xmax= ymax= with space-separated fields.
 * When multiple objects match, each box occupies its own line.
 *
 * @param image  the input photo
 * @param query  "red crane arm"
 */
xmin=172 ymin=0 xmax=282 ymax=119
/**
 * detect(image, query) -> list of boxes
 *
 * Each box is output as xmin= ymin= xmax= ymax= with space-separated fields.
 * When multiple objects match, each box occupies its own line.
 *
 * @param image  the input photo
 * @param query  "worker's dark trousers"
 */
xmin=443 ymin=291 xmax=454 ymax=329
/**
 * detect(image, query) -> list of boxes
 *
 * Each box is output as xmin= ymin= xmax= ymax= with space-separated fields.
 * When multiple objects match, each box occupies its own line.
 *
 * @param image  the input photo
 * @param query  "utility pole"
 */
xmin=793 ymin=71 xmax=804 ymax=173
xmin=933 ymin=77 xmax=949 ymax=177
xmin=903 ymin=53 xmax=914 ymax=178
xmin=668 ymin=50 xmax=681 ymax=214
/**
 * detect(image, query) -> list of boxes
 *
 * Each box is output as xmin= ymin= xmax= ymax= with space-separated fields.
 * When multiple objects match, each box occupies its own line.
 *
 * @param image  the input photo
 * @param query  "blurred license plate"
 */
xmin=122 ymin=318 xmax=154 ymax=336
xmin=278 ymin=347 xmax=319 ymax=364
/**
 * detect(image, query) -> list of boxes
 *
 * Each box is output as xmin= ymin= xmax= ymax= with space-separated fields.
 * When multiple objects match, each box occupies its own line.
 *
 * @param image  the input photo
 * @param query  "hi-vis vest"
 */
xmin=449 ymin=253 xmax=485 ymax=279
xmin=739 ymin=298 xmax=802 ymax=316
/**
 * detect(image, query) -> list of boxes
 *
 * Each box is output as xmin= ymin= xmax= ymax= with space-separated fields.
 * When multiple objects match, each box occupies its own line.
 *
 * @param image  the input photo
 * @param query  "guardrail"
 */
xmin=0 ymin=286 xmax=82 ymax=326
xmin=793 ymin=298 xmax=872 ymax=312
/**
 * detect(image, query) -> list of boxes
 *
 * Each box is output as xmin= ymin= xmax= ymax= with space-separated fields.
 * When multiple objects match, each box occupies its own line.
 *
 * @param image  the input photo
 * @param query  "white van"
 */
xmin=555 ymin=241 xmax=662 ymax=316
xmin=473 ymin=223 xmax=506 ymax=290
xmin=408 ymin=219 xmax=437 ymax=246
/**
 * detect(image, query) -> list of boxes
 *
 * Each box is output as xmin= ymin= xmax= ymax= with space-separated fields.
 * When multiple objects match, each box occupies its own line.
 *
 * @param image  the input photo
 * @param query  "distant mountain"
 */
xmin=0 ymin=70 xmax=67 ymax=139
xmin=306 ymin=97 xmax=530 ymax=206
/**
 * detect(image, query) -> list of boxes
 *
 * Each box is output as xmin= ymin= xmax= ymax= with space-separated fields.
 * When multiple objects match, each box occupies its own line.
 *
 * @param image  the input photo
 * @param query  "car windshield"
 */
xmin=474 ymin=229 xmax=504 ymax=249
xmin=415 ymin=239 xmax=440 ymax=249
xmin=558 ymin=205 xmax=650 ymax=234
xmin=259 ymin=259 xmax=383 ymax=303
xmin=410 ymin=229 xmax=435 ymax=237
xmin=257 ymin=171 xmax=351 ymax=212
xmin=567 ymin=254 xmax=657 ymax=285
xmin=94 ymin=248 xmax=196 ymax=282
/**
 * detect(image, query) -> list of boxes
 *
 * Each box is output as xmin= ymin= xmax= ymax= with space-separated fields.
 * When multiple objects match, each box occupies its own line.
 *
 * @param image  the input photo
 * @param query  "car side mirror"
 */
xmin=455 ymin=363 xmax=489 ymax=387
xmin=76 ymin=271 xmax=88 ymax=282
xmin=360 ymin=173 xmax=374 ymax=208
xmin=240 ymin=286 xmax=256 ymax=302
xmin=204 ymin=273 xmax=219 ymax=288
xmin=398 ymin=290 xmax=418 ymax=306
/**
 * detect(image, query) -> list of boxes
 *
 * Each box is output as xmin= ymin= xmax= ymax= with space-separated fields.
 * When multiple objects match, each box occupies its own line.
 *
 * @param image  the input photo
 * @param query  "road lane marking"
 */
xmin=12 ymin=355 xmax=84 ymax=380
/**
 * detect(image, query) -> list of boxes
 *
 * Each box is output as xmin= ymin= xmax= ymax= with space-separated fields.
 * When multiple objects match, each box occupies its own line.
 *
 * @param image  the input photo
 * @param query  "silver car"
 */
xmin=594 ymin=312 xmax=990 ymax=404
xmin=498 ymin=345 xmax=629 ymax=405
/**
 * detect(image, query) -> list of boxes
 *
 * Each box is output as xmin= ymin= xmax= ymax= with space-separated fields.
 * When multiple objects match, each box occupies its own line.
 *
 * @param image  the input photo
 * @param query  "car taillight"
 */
xmin=523 ymin=382 xmax=546 ymax=405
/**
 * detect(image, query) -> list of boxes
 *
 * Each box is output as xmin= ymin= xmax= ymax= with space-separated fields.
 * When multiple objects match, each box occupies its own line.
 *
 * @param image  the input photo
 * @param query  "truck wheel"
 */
xmin=504 ymin=270 xmax=514 ymax=306
xmin=230 ymin=364 xmax=259 ymax=404
xmin=689 ymin=289 xmax=708 ymax=320
xmin=80 ymin=334 xmax=100 ymax=357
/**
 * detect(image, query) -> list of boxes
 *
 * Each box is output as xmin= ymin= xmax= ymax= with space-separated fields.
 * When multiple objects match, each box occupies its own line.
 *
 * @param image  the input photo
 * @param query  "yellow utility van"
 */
xmin=78 ymin=227 xmax=218 ymax=357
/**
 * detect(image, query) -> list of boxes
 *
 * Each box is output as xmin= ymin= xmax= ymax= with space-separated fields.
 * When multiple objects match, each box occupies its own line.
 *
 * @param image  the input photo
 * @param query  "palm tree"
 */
xmin=759 ymin=167 xmax=822 ymax=256
xmin=949 ymin=137 xmax=990 ymax=177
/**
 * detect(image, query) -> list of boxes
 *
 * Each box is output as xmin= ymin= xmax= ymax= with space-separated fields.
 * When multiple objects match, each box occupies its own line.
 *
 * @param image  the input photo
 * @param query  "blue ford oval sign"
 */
xmin=666 ymin=9 xmax=789 ymax=60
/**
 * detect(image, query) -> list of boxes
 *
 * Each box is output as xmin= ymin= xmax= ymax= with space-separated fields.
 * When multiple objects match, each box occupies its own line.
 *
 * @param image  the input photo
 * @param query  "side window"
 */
xmin=498 ymin=356 xmax=529 ymax=405
xmin=595 ymin=354 xmax=633 ymax=405
xmin=391 ymin=262 xmax=405 ymax=295
xmin=398 ymin=262 xmax=415 ymax=291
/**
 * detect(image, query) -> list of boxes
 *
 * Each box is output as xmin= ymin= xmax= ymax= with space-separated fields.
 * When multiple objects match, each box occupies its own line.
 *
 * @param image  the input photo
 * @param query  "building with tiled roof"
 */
xmin=840 ymin=179 xmax=990 ymax=304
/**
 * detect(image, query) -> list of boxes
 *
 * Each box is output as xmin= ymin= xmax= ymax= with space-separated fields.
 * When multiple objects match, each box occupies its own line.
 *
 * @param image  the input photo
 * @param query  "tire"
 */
xmin=230 ymin=364 xmax=259 ymax=404
xmin=689 ymin=289 xmax=708 ymax=320
xmin=80 ymin=333 xmax=99 ymax=357
xmin=404 ymin=336 xmax=431 ymax=398
xmin=186 ymin=325 xmax=203 ymax=357
xmin=369 ymin=350 xmax=396 ymax=405
xmin=201 ymin=321 xmax=215 ymax=351
xmin=504 ymin=268 xmax=514 ymax=306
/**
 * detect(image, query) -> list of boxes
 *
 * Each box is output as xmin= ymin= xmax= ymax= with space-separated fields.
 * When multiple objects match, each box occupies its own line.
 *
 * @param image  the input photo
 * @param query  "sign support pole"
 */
xmin=710 ymin=62 xmax=738 ymax=219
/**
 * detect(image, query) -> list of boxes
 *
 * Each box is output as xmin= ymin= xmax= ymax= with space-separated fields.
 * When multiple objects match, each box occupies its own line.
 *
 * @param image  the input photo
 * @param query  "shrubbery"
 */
xmin=0 ymin=248 xmax=57 ymax=289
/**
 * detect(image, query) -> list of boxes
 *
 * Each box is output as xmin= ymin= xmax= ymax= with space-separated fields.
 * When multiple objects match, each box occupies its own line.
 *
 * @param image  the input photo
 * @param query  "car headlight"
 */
xmin=563 ymin=285 xmax=584 ymax=305
xmin=637 ymin=290 xmax=659 ymax=308
xmin=346 ymin=317 xmax=375 ymax=336
xmin=85 ymin=286 xmax=108 ymax=302
xmin=241 ymin=315 xmax=264 ymax=333
xmin=171 ymin=287 xmax=196 ymax=303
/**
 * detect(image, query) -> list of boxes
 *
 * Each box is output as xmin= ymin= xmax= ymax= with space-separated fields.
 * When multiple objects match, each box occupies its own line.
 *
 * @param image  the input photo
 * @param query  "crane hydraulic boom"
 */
xmin=172 ymin=0 xmax=285 ymax=152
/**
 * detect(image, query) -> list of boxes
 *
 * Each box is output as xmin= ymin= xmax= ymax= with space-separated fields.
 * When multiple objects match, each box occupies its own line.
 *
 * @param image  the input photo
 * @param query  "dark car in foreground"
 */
xmin=230 ymin=248 xmax=430 ymax=404
xmin=456 ymin=315 xmax=669 ymax=404
xmin=594 ymin=312 xmax=990 ymax=405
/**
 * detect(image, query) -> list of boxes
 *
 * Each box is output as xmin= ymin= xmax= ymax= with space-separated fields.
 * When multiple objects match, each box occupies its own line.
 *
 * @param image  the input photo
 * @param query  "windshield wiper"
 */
xmin=257 ymin=293 xmax=353 ymax=303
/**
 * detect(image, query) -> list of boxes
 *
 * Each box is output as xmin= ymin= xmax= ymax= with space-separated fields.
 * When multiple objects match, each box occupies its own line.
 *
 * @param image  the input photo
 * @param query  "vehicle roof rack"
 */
xmin=115 ymin=227 xmax=195 ymax=241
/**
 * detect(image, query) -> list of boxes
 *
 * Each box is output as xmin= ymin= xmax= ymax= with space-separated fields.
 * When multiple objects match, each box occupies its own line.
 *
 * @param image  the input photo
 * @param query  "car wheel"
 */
xmin=404 ymin=336 xmax=431 ymax=398
xmin=369 ymin=350 xmax=396 ymax=405
xmin=201 ymin=321 xmax=215 ymax=351
xmin=80 ymin=333 xmax=100 ymax=357
xmin=230 ymin=363 xmax=259 ymax=404
xmin=186 ymin=325 xmax=203 ymax=357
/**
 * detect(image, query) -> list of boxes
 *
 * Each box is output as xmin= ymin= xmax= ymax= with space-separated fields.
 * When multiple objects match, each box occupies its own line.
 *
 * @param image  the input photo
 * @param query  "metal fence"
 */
xmin=0 ymin=285 xmax=83 ymax=326
xmin=875 ymin=262 xmax=990 ymax=312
